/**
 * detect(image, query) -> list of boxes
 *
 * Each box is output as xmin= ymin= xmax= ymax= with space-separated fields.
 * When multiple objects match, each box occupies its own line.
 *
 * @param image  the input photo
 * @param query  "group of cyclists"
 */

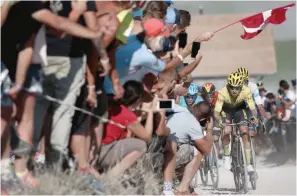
xmin=177 ymin=67 xmax=287 ymax=181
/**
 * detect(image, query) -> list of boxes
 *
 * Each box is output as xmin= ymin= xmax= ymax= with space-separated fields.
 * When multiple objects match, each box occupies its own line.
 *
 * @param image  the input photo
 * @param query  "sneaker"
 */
xmin=15 ymin=171 xmax=40 ymax=187
xmin=79 ymin=168 xmax=105 ymax=194
xmin=33 ymin=153 xmax=45 ymax=164
xmin=247 ymin=164 xmax=255 ymax=173
xmin=223 ymin=156 xmax=231 ymax=171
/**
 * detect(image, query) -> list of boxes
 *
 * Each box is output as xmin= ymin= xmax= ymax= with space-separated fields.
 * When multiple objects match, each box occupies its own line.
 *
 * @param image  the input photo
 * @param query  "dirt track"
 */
xmin=194 ymin=146 xmax=296 ymax=195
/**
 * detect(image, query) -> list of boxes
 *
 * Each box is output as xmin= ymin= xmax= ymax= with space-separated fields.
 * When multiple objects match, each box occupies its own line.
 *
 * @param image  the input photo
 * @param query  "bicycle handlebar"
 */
xmin=221 ymin=120 xmax=251 ymax=127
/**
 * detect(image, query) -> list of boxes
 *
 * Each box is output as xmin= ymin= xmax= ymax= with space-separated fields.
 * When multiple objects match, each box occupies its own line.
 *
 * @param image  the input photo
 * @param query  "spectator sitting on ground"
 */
xmin=95 ymin=80 xmax=156 ymax=177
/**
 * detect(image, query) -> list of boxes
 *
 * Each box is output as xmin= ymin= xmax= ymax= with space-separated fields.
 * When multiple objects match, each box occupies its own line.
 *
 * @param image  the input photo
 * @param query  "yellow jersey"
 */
xmin=214 ymin=85 xmax=256 ymax=113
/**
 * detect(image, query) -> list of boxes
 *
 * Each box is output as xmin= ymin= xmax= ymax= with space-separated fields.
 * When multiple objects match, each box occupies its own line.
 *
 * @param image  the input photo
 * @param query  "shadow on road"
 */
xmin=201 ymin=186 xmax=238 ymax=195
xmin=260 ymin=142 xmax=296 ymax=167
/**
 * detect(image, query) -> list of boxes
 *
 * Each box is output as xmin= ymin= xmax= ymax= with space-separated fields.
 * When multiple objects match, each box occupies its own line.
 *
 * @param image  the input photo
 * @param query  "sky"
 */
xmin=173 ymin=1 xmax=296 ymax=41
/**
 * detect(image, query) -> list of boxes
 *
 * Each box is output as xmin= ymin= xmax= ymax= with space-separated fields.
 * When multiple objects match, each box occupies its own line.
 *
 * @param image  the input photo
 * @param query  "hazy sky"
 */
xmin=173 ymin=1 xmax=296 ymax=41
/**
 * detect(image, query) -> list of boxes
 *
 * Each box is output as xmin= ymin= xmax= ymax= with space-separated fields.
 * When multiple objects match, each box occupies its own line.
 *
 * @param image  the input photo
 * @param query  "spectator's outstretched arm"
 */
xmin=32 ymin=9 xmax=102 ymax=40
xmin=178 ymin=52 xmax=203 ymax=78
xmin=0 ymin=1 xmax=20 ymax=27
xmin=181 ymin=32 xmax=214 ymax=58
xmin=7 ymin=34 xmax=36 ymax=99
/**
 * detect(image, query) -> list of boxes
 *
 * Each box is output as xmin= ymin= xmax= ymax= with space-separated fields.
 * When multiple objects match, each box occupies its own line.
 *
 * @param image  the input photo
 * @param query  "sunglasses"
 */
xmin=228 ymin=85 xmax=242 ymax=91
xmin=186 ymin=95 xmax=197 ymax=100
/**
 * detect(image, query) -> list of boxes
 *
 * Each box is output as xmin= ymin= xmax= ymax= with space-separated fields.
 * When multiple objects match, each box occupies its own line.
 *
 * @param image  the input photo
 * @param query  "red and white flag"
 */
xmin=240 ymin=3 xmax=295 ymax=40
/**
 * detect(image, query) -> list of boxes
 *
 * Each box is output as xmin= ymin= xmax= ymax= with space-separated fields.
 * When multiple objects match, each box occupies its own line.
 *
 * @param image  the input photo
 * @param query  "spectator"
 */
xmin=96 ymin=81 xmax=155 ymax=177
xmin=175 ymin=9 xmax=191 ymax=35
xmin=163 ymin=101 xmax=212 ymax=195
xmin=259 ymin=87 xmax=267 ymax=106
xmin=143 ymin=1 xmax=167 ymax=22
xmin=164 ymin=7 xmax=180 ymax=33
xmin=278 ymin=80 xmax=296 ymax=121
xmin=1 ymin=0 xmax=106 ymax=187
xmin=103 ymin=18 xmax=186 ymax=96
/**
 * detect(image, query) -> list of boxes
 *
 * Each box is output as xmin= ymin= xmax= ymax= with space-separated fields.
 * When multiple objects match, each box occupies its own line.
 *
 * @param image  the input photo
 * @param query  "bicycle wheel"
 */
xmin=232 ymin=139 xmax=240 ymax=192
xmin=210 ymin=143 xmax=219 ymax=189
xmin=249 ymin=136 xmax=257 ymax=190
xmin=199 ymin=155 xmax=209 ymax=186
xmin=238 ymin=137 xmax=249 ymax=193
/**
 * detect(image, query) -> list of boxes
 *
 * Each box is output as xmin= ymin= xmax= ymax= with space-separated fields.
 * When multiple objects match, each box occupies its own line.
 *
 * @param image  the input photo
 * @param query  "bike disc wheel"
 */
xmin=210 ymin=143 xmax=219 ymax=189
xmin=199 ymin=156 xmax=209 ymax=186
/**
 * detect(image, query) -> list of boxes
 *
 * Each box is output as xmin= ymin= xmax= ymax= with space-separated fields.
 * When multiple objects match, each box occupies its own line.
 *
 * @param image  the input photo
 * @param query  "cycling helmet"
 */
xmin=237 ymin=67 xmax=249 ymax=80
xmin=188 ymin=83 xmax=199 ymax=95
xmin=227 ymin=72 xmax=244 ymax=86
xmin=201 ymin=83 xmax=215 ymax=94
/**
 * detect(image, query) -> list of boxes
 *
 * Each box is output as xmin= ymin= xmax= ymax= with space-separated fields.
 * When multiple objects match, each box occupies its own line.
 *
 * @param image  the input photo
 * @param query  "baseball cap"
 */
xmin=116 ymin=10 xmax=134 ymax=44
xmin=143 ymin=18 xmax=170 ymax=37
xmin=165 ymin=7 xmax=180 ymax=25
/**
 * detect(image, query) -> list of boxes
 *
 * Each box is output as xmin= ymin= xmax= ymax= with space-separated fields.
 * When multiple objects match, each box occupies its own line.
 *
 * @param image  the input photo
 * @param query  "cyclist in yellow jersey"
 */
xmin=214 ymin=72 xmax=258 ymax=173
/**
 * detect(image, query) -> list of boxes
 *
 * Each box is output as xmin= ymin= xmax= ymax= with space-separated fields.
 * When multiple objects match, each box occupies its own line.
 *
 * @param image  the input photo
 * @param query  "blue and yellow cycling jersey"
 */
xmin=179 ymin=95 xmax=204 ymax=112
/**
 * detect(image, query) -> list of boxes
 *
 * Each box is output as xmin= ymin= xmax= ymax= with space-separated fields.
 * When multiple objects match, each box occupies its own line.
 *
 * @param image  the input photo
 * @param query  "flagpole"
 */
xmin=213 ymin=2 xmax=295 ymax=34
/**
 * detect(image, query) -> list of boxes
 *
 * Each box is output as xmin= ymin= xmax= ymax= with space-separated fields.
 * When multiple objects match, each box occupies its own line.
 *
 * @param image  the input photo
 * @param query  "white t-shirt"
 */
xmin=248 ymin=81 xmax=262 ymax=105
xmin=284 ymin=90 xmax=296 ymax=110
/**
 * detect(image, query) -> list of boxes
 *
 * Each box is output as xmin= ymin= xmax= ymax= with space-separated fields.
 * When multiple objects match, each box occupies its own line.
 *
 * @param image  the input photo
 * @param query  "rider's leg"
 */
xmin=236 ymin=109 xmax=254 ymax=172
xmin=221 ymin=112 xmax=232 ymax=170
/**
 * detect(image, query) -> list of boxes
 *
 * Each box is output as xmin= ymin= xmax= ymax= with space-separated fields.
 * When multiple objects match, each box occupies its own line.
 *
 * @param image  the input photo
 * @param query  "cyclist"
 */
xmin=214 ymin=72 xmax=258 ymax=173
xmin=200 ymin=82 xmax=222 ymax=156
xmin=236 ymin=67 xmax=267 ymax=136
xmin=200 ymin=82 xmax=218 ymax=107
xmin=179 ymin=83 xmax=204 ymax=113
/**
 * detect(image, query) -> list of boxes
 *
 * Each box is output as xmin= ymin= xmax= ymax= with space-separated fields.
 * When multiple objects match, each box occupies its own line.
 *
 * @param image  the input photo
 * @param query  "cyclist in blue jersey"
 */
xmin=179 ymin=83 xmax=204 ymax=113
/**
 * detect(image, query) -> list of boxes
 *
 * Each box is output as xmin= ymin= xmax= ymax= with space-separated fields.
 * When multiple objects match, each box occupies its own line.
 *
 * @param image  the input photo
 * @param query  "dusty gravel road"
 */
xmin=194 ymin=146 xmax=296 ymax=195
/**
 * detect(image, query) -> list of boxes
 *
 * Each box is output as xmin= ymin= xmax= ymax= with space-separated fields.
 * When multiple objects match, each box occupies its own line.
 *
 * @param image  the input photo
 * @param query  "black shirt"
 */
xmin=1 ymin=1 xmax=49 ymax=79
xmin=46 ymin=0 xmax=96 ymax=57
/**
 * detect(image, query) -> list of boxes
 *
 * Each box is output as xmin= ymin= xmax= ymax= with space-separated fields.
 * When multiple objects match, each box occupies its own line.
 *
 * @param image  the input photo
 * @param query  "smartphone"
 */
xmin=178 ymin=32 xmax=188 ymax=49
xmin=191 ymin=42 xmax=201 ymax=58
xmin=157 ymin=100 xmax=175 ymax=110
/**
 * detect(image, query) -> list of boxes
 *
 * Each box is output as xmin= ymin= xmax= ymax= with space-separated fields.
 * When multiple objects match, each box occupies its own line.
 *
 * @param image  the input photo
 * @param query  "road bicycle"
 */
xmin=191 ymin=129 xmax=219 ymax=190
xmin=223 ymin=120 xmax=258 ymax=193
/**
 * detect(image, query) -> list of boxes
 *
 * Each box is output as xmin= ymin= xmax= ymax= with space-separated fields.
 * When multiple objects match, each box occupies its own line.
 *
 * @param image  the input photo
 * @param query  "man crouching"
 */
xmin=163 ymin=101 xmax=212 ymax=195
